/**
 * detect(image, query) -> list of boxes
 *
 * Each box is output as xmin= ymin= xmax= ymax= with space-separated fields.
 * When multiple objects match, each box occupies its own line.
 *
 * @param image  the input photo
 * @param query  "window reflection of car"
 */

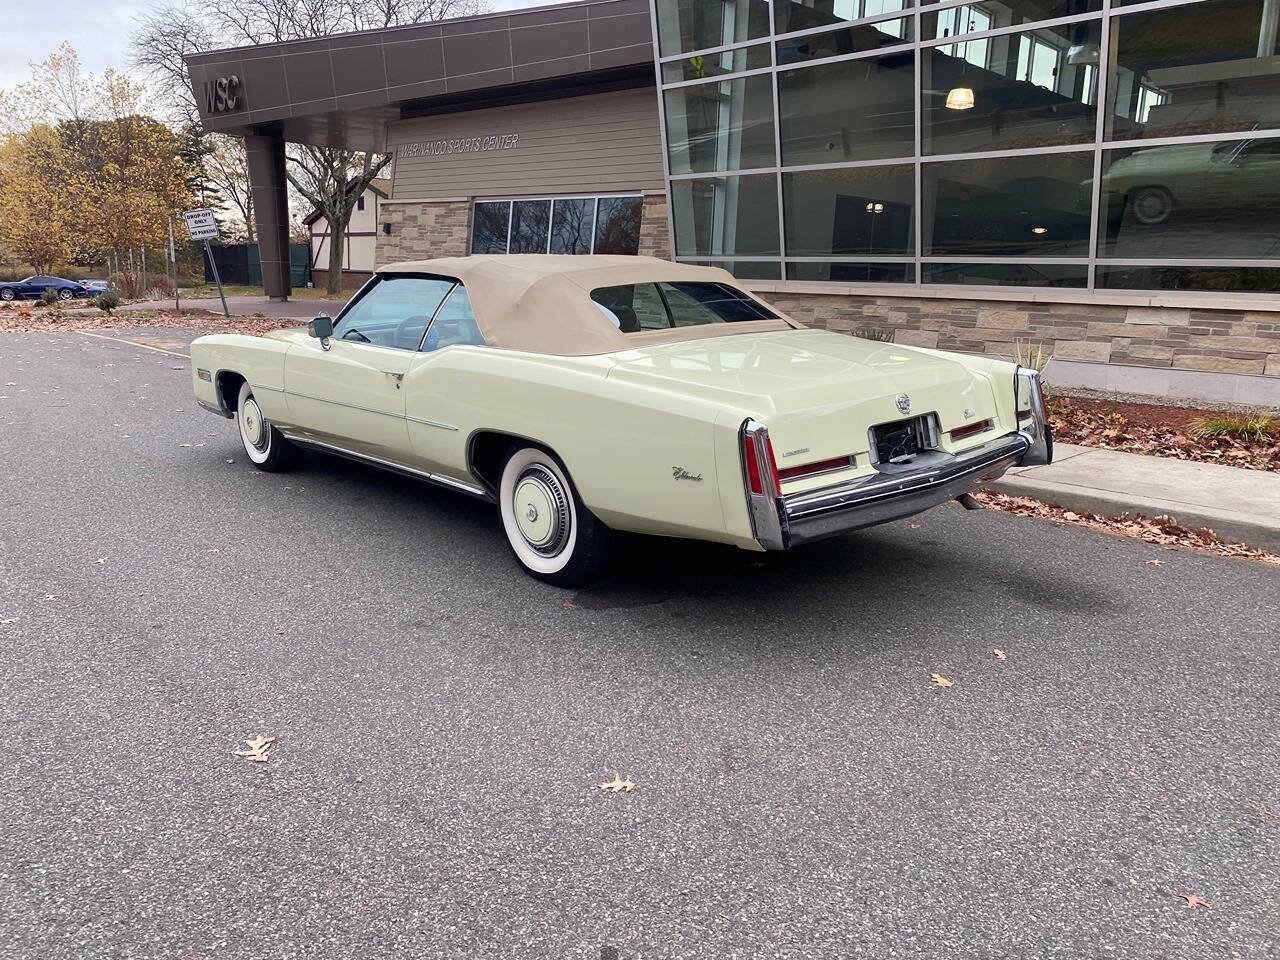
xmin=1096 ymin=139 xmax=1280 ymax=226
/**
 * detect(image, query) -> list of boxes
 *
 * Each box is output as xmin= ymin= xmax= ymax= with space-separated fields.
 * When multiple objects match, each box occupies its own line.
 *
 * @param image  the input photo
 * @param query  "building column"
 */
xmin=244 ymin=132 xmax=292 ymax=301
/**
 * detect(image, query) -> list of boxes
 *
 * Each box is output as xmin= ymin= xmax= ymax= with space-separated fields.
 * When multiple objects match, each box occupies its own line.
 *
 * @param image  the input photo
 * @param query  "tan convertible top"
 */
xmin=375 ymin=254 xmax=799 ymax=356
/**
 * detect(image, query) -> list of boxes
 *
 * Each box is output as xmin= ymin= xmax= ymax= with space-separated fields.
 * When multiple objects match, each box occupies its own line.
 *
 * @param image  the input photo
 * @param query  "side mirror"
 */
xmin=308 ymin=314 xmax=333 ymax=339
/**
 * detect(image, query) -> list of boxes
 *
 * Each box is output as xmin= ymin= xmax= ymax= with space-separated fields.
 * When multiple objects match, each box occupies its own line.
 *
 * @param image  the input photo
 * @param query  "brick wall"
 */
xmin=759 ymin=292 xmax=1280 ymax=379
xmin=376 ymin=200 xmax=472 ymax=265
xmin=638 ymin=193 xmax=670 ymax=260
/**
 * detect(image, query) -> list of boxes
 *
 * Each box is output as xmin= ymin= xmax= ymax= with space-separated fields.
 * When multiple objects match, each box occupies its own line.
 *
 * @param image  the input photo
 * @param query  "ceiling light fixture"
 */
xmin=945 ymin=86 xmax=975 ymax=110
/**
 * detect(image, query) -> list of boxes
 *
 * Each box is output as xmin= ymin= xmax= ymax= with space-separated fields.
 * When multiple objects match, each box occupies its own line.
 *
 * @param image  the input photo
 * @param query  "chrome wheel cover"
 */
xmin=512 ymin=464 xmax=571 ymax=557
xmin=240 ymin=396 xmax=269 ymax=452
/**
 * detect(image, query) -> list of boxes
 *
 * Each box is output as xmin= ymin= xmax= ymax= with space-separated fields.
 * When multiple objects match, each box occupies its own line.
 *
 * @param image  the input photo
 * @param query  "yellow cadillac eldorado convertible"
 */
xmin=191 ymin=255 xmax=1051 ymax=585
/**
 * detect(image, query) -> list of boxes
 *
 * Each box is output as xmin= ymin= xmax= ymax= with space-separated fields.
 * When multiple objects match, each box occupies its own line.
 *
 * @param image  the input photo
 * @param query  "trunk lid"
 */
xmin=605 ymin=328 xmax=1001 ymax=491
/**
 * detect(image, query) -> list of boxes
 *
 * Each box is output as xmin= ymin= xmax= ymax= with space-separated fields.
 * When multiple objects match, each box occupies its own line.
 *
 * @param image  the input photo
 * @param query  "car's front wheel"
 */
xmin=236 ymin=381 xmax=302 ymax=472
xmin=498 ymin=446 xmax=611 ymax=586
xmin=1128 ymin=186 xmax=1174 ymax=225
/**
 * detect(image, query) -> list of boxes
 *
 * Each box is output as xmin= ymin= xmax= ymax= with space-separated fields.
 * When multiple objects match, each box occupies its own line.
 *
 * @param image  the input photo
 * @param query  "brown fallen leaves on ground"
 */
xmin=599 ymin=773 xmax=636 ymax=793
xmin=975 ymin=491 xmax=1280 ymax=566
xmin=233 ymin=734 xmax=276 ymax=763
xmin=929 ymin=672 xmax=954 ymax=688
xmin=1048 ymin=395 xmax=1278 ymax=472
xmin=992 ymin=648 xmax=1007 ymax=661
xmin=1180 ymin=895 xmax=1211 ymax=909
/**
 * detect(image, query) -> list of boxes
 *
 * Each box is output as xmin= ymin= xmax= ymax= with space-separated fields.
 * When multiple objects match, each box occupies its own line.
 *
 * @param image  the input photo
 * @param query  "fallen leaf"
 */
xmin=1145 ymin=559 xmax=1164 ymax=566
xmin=993 ymin=648 xmax=1007 ymax=661
xmin=1180 ymin=895 xmax=1210 ymax=909
xmin=0 ymin=617 xmax=17 ymax=624
xmin=178 ymin=443 xmax=192 ymax=448
xmin=94 ymin=557 xmax=108 ymax=564
xmin=225 ymin=458 xmax=235 ymax=464
xmin=41 ymin=595 xmax=57 ymax=602
xmin=563 ymin=600 xmax=577 ymax=609
xmin=930 ymin=672 xmax=954 ymax=688
xmin=233 ymin=734 xmax=276 ymax=763
xmin=599 ymin=772 xmax=636 ymax=793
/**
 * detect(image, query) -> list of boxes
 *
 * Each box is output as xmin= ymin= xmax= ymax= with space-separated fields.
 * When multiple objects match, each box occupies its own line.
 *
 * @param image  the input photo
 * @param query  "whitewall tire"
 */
xmin=498 ymin=446 xmax=610 ymax=586
xmin=236 ymin=381 xmax=301 ymax=472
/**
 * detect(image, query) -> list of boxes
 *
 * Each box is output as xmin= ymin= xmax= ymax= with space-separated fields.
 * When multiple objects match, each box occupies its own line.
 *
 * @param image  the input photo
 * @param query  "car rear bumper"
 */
xmin=779 ymin=431 xmax=1030 ymax=547
xmin=742 ymin=368 xmax=1052 ymax=550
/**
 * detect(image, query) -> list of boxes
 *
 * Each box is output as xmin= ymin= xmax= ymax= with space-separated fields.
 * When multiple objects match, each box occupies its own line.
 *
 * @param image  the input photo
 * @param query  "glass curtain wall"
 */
xmin=652 ymin=0 xmax=1280 ymax=293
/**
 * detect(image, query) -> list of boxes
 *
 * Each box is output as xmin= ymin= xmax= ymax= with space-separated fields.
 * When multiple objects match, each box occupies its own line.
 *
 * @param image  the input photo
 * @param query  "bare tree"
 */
xmin=132 ymin=0 xmax=486 ymax=295
xmin=206 ymin=134 xmax=255 ymax=241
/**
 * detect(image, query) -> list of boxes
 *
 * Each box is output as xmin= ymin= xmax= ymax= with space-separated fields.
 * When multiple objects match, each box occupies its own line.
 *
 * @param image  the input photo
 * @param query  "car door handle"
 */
xmin=382 ymin=370 xmax=404 ymax=382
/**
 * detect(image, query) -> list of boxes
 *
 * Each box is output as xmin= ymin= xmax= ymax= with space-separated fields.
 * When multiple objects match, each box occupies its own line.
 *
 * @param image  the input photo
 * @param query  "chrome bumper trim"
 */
xmin=280 ymin=433 xmax=489 ymax=499
xmin=1014 ymin=367 xmax=1053 ymax=466
xmin=752 ymin=431 xmax=1030 ymax=550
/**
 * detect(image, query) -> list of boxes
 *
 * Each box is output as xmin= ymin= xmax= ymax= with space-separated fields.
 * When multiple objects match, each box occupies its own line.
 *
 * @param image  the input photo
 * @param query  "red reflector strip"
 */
xmin=777 ymin=455 xmax=855 ymax=482
xmin=949 ymin=418 xmax=993 ymax=441
xmin=744 ymin=434 xmax=763 ymax=495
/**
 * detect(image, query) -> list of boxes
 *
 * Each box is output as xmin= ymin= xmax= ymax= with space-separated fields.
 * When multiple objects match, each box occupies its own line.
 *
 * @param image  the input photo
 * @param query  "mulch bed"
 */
xmin=976 ymin=491 xmax=1280 ymax=565
xmin=1047 ymin=394 xmax=1279 ymax=472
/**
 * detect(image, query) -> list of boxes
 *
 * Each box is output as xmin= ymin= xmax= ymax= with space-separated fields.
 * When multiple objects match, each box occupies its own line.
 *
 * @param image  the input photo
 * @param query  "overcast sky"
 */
xmin=0 ymin=0 xmax=573 ymax=92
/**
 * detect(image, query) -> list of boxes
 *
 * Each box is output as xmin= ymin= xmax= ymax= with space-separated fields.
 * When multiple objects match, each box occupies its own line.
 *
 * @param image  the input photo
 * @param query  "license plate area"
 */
xmin=870 ymin=414 xmax=940 ymax=465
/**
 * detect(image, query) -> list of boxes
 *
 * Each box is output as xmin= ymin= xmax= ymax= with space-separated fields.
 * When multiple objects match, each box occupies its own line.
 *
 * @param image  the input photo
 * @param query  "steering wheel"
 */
xmin=393 ymin=315 xmax=432 ymax=350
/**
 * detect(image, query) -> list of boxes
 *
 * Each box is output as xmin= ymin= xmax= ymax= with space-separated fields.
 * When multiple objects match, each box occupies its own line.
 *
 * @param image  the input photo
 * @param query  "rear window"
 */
xmin=590 ymin=282 xmax=777 ymax=332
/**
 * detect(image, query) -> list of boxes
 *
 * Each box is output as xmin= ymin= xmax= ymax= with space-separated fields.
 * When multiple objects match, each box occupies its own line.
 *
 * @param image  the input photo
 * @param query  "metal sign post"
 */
xmin=203 ymin=240 xmax=230 ymax=317
xmin=182 ymin=208 xmax=228 ymax=317
xmin=168 ymin=218 xmax=180 ymax=311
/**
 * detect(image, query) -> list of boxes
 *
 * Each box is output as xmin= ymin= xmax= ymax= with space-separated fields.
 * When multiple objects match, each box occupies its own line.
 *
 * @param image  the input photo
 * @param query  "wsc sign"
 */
xmin=203 ymin=75 xmax=243 ymax=114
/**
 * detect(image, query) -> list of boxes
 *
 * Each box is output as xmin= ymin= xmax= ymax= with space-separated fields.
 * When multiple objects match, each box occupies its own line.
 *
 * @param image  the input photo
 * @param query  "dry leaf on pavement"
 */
xmin=599 ymin=772 xmax=636 ymax=793
xmin=1180 ymin=895 xmax=1210 ymax=909
xmin=233 ymin=734 xmax=276 ymax=763
xmin=930 ymin=672 xmax=954 ymax=688
xmin=1145 ymin=559 xmax=1165 ymax=566
xmin=993 ymin=648 xmax=1007 ymax=661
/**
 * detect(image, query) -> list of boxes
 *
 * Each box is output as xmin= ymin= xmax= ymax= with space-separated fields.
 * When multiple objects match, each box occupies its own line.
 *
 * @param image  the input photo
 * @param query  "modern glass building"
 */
xmin=653 ymin=0 xmax=1280 ymax=293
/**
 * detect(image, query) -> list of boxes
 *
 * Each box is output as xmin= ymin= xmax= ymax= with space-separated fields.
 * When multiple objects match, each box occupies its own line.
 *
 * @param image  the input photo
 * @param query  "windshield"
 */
xmin=590 ymin=282 xmax=778 ymax=332
xmin=332 ymin=275 xmax=456 ymax=350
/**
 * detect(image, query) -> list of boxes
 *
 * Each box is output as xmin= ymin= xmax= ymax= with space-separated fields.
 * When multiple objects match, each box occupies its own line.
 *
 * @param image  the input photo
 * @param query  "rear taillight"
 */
xmin=949 ymin=418 xmax=993 ymax=442
xmin=742 ymin=428 xmax=781 ymax=497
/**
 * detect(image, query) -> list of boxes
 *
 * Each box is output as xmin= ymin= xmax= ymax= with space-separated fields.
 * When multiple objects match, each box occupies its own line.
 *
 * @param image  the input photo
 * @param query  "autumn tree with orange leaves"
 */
xmin=0 ymin=46 xmax=195 ymax=290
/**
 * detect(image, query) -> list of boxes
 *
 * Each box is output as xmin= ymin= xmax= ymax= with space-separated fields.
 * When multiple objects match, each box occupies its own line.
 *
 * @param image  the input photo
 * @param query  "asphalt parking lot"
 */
xmin=1 ymin=330 xmax=1278 ymax=959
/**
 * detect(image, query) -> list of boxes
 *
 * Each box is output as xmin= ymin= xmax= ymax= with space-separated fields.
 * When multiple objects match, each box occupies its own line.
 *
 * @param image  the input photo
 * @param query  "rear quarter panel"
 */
xmin=405 ymin=347 xmax=736 ymax=543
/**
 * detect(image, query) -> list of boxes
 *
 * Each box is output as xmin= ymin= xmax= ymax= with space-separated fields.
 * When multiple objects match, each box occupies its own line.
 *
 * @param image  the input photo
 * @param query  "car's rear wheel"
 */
xmin=0 ymin=288 xmax=13 ymax=301
xmin=498 ymin=446 xmax=611 ymax=586
xmin=57 ymin=288 xmax=73 ymax=301
xmin=236 ymin=381 xmax=302 ymax=472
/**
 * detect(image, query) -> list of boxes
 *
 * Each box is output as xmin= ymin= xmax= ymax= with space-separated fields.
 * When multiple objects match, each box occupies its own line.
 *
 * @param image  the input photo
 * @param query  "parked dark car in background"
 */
xmin=83 ymin=279 xmax=110 ymax=292
xmin=0 ymin=276 xmax=91 ymax=301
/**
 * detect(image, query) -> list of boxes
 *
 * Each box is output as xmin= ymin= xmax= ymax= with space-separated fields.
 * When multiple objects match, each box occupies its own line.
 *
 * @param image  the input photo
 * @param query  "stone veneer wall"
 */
xmin=759 ymin=292 xmax=1280 ymax=379
xmin=375 ymin=200 xmax=473 ymax=266
xmin=637 ymin=192 xmax=670 ymax=260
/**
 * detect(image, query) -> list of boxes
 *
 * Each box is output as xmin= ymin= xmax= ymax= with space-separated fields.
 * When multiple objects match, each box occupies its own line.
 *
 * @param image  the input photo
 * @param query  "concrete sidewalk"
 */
xmin=990 ymin=443 xmax=1280 ymax=550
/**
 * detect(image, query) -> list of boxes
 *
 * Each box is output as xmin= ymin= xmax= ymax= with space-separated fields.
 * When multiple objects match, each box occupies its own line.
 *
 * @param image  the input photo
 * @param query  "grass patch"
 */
xmin=1189 ymin=413 xmax=1276 ymax=442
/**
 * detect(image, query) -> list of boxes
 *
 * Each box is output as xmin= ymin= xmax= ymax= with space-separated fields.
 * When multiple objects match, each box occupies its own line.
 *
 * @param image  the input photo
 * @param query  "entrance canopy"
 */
xmin=185 ymin=0 xmax=656 ymax=153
